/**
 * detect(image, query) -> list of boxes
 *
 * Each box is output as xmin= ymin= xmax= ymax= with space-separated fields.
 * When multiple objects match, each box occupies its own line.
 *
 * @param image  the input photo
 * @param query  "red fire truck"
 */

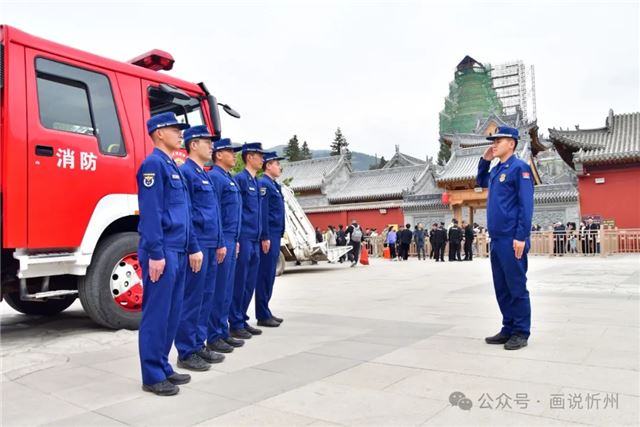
xmin=0 ymin=25 xmax=239 ymax=329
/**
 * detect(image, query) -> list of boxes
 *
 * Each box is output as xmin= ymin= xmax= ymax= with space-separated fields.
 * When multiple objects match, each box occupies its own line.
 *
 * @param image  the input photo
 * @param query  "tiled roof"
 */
xmin=548 ymin=110 xmax=640 ymax=165
xmin=403 ymin=194 xmax=448 ymax=210
xmin=534 ymin=183 xmax=579 ymax=204
xmin=304 ymin=200 xmax=403 ymax=213
xmin=382 ymin=151 xmax=426 ymax=169
xmin=328 ymin=165 xmax=425 ymax=203
xmin=436 ymin=140 xmax=531 ymax=184
xmin=280 ymin=155 xmax=344 ymax=191
xmin=441 ymin=133 xmax=489 ymax=148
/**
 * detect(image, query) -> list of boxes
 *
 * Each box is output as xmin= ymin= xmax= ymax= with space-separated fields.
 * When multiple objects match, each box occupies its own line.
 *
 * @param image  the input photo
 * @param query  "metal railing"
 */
xmin=357 ymin=229 xmax=640 ymax=258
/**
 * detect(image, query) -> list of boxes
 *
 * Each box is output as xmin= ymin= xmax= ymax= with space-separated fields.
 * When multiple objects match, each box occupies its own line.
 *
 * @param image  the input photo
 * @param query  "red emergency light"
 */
xmin=128 ymin=49 xmax=174 ymax=71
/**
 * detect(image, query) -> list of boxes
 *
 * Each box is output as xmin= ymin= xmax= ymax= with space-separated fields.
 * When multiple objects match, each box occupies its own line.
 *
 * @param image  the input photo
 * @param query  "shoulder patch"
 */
xmin=143 ymin=173 xmax=155 ymax=188
xmin=522 ymin=171 xmax=530 ymax=179
xmin=260 ymin=187 xmax=267 ymax=196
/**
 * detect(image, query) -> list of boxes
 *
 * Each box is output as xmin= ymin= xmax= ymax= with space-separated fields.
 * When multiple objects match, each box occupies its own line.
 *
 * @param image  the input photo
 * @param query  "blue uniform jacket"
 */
xmin=259 ymin=175 xmax=286 ymax=241
xmin=180 ymin=158 xmax=224 ymax=250
xmin=136 ymin=148 xmax=197 ymax=260
xmin=477 ymin=154 xmax=534 ymax=241
xmin=209 ymin=165 xmax=242 ymax=241
xmin=234 ymin=169 xmax=262 ymax=242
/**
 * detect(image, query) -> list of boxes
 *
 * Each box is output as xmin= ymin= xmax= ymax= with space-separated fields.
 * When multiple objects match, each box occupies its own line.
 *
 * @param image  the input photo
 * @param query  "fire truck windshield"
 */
xmin=148 ymin=86 xmax=205 ymax=132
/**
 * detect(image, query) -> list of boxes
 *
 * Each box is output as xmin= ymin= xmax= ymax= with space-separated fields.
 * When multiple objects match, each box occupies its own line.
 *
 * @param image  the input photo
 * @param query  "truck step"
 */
xmin=24 ymin=290 xmax=79 ymax=300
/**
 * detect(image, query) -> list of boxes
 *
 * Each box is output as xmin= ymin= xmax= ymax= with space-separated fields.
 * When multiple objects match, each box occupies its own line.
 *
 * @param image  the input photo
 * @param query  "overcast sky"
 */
xmin=3 ymin=0 xmax=639 ymax=160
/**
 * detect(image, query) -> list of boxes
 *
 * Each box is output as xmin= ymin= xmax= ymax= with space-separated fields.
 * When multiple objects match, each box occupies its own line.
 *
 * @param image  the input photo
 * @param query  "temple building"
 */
xmin=549 ymin=110 xmax=640 ymax=228
xmin=404 ymin=112 xmax=580 ymax=228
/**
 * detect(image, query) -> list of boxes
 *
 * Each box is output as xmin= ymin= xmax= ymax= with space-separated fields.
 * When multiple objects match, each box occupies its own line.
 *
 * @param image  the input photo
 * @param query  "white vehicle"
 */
xmin=276 ymin=186 xmax=352 ymax=275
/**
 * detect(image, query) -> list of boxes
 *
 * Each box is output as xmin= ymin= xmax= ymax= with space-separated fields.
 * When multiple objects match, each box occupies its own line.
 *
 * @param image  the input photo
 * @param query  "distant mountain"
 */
xmin=267 ymin=145 xmax=379 ymax=171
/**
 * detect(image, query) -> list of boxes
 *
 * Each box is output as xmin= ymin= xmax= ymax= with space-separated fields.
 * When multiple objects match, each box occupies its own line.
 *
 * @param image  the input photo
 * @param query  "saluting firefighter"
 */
xmin=206 ymin=138 xmax=245 ymax=354
xmin=477 ymin=126 xmax=534 ymax=351
xmin=255 ymin=151 xmax=287 ymax=328
xmin=137 ymin=112 xmax=200 ymax=396
xmin=229 ymin=143 xmax=265 ymax=339
xmin=174 ymin=125 xmax=226 ymax=371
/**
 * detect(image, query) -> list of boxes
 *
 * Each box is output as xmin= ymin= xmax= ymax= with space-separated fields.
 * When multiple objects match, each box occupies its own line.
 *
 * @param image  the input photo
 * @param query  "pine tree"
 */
xmin=300 ymin=141 xmax=312 ymax=160
xmin=437 ymin=141 xmax=451 ymax=166
xmin=284 ymin=135 xmax=301 ymax=161
xmin=369 ymin=155 xmax=387 ymax=170
xmin=330 ymin=127 xmax=349 ymax=156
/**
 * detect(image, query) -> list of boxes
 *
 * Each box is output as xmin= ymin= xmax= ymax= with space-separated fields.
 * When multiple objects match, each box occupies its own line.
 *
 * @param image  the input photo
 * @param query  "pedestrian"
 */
xmin=255 ymin=151 xmax=287 ymax=328
xmin=448 ymin=219 xmax=462 ymax=261
xmin=336 ymin=224 xmax=347 ymax=263
xmin=462 ymin=220 xmax=474 ymax=261
xmin=136 ymin=112 xmax=193 ymax=396
xmin=385 ymin=226 xmax=397 ymax=260
xmin=207 ymin=138 xmax=245 ymax=354
xmin=327 ymin=225 xmax=337 ymax=246
xmin=398 ymin=223 xmax=413 ymax=261
xmin=315 ymin=227 xmax=323 ymax=243
xmin=345 ymin=219 xmax=363 ymax=267
xmin=429 ymin=223 xmax=437 ymax=259
xmin=414 ymin=224 xmax=426 ymax=260
xmin=174 ymin=125 xmax=226 ymax=372
xmin=230 ymin=143 xmax=265 ymax=339
xmin=433 ymin=222 xmax=446 ymax=262
xmin=477 ymin=126 xmax=534 ymax=351
xmin=586 ymin=217 xmax=600 ymax=254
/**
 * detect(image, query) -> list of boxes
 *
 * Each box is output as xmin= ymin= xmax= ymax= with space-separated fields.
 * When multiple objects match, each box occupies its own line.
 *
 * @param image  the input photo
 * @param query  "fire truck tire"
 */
xmin=79 ymin=232 xmax=141 ymax=330
xmin=4 ymin=278 xmax=77 ymax=316
xmin=276 ymin=252 xmax=285 ymax=276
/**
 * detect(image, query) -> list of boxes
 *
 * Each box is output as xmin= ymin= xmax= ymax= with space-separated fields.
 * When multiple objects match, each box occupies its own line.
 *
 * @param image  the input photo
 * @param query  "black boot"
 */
xmin=485 ymin=332 xmax=511 ymax=345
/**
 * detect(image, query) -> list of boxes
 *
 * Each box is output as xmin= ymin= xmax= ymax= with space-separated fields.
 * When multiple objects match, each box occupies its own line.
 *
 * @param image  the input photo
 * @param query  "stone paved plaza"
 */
xmin=1 ymin=255 xmax=639 ymax=426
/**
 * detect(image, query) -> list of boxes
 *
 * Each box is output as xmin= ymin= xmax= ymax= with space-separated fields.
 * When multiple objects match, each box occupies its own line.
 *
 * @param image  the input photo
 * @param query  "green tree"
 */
xmin=284 ymin=135 xmax=301 ymax=161
xmin=437 ymin=141 xmax=451 ymax=166
xmin=330 ymin=127 xmax=349 ymax=156
xmin=300 ymin=141 xmax=312 ymax=160
xmin=369 ymin=155 xmax=387 ymax=170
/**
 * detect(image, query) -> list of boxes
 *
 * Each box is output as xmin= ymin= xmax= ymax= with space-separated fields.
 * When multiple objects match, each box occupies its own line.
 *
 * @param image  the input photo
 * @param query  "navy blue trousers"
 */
xmin=207 ymin=238 xmax=238 ymax=343
xmin=490 ymin=238 xmax=531 ymax=338
xmin=255 ymin=234 xmax=281 ymax=320
xmin=230 ymin=238 xmax=260 ymax=331
xmin=138 ymin=249 xmax=186 ymax=385
xmin=175 ymin=247 xmax=218 ymax=360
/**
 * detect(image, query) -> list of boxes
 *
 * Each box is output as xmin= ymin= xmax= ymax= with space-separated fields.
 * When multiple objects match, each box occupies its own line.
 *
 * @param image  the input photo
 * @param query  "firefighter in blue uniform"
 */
xmin=476 ymin=126 xmax=534 ymax=351
xmin=174 ymin=125 xmax=226 ymax=370
xmin=206 ymin=138 xmax=246 ymax=353
xmin=137 ymin=112 xmax=200 ymax=396
xmin=229 ymin=142 xmax=265 ymax=339
xmin=255 ymin=151 xmax=287 ymax=327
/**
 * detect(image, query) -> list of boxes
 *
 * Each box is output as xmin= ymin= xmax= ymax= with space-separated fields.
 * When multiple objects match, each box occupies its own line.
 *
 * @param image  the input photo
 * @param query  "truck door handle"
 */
xmin=35 ymin=145 xmax=54 ymax=156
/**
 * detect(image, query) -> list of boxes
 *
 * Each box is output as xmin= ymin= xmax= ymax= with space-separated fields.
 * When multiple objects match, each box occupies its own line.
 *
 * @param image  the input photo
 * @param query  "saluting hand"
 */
xmin=216 ymin=246 xmax=227 ymax=264
xmin=262 ymin=240 xmax=271 ymax=254
xmin=189 ymin=251 xmax=204 ymax=273
xmin=482 ymin=146 xmax=495 ymax=161
xmin=513 ymin=240 xmax=525 ymax=259
xmin=149 ymin=258 xmax=165 ymax=283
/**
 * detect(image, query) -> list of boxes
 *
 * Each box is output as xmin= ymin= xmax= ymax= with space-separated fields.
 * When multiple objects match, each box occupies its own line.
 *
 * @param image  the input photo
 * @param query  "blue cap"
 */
xmin=263 ymin=151 xmax=286 ymax=163
xmin=183 ymin=125 xmax=213 ymax=144
xmin=242 ymin=142 xmax=264 ymax=154
xmin=213 ymin=138 xmax=242 ymax=152
xmin=487 ymin=126 xmax=519 ymax=141
xmin=146 ymin=112 xmax=189 ymax=135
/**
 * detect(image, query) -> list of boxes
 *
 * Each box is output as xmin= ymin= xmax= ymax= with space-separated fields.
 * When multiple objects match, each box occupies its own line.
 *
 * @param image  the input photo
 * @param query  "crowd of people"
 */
xmin=532 ymin=217 xmax=602 ymax=254
xmin=315 ymin=219 xmax=487 ymax=262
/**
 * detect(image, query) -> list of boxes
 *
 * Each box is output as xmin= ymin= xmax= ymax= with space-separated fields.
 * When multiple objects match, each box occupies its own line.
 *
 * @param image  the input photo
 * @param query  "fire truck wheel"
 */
xmin=4 ymin=277 xmax=77 ymax=316
xmin=79 ymin=232 xmax=141 ymax=330
xmin=276 ymin=252 xmax=285 ymax=276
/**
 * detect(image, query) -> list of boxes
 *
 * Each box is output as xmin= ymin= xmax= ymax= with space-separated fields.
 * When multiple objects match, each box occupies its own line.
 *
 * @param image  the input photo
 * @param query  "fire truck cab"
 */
xmin=0 ymin=25 xmax=237 ymax=329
